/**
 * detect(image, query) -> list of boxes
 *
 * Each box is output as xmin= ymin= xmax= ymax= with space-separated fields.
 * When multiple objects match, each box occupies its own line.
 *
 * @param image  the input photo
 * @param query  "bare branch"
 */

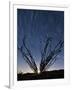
xmin=40 ymin=37 xmax=52 ymax=65
xmin=40 ymin=39 xmax=64 ymax=72
xmin=18 ymin=37 xmax=38 ymax=73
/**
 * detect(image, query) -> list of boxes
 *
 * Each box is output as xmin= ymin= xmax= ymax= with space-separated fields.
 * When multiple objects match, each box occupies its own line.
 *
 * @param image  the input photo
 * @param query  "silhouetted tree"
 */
xmin=18 ymin=11 xmax=64 ymax=74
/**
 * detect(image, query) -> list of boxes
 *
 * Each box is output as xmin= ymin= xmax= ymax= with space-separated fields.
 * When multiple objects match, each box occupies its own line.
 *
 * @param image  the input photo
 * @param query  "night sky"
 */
xmin=17 ymin=9 xmax=64 ymax=73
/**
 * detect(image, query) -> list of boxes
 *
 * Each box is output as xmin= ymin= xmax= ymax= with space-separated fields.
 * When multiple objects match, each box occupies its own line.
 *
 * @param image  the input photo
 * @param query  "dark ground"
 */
xmin=17 ymin=69 xmax=64 ymax=81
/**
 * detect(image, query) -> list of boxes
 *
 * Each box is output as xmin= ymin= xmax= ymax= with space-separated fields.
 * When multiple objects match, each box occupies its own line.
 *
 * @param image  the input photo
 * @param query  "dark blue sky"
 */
xmin=17 ymin=9 xmax=64 ymax=73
